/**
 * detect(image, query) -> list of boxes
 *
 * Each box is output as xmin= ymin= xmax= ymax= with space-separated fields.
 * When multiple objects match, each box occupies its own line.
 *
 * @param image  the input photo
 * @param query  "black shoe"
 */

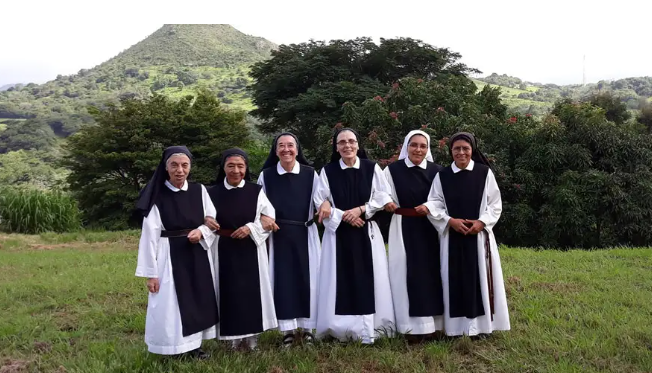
xmin=188 ymin=348 xmax=210 ymax=360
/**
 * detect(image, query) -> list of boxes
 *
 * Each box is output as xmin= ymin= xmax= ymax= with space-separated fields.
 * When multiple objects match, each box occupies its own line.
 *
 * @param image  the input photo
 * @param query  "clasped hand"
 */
xmin=449 ymin=218 xmax=485 ymax=235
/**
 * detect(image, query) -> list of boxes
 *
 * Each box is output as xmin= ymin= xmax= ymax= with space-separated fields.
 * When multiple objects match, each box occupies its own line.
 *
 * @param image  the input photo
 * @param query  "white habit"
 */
xmin=384 ymin=157 xmax=445 ymax=335
xmin=257 ymin=161 xmax=321 ymax=332
xmin=313 ymin=157 xmax=396 ymax=344
xmin=135 ymin=181 xmax=217 ymax=355
xmin=424 ymin=160 xmax=510 ymax=336
xmin=211 ymin=178 xmax=278 ymax=340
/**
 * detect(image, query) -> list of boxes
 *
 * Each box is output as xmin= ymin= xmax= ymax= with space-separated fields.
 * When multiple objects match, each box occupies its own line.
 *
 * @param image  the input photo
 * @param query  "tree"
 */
xmin=343 ymin=79 xmax=652 ymax=248
xmin=0 ymin=150 xmax=68 ymax=189
xmin=638 ymin=104 xmax=652 ymax=132
xmin=587 ymin=92 xmax=631 ymax=124
xmin=63 ymin=90 xmax=251 ymax=229
xmin=0 ymin=119 xmax=57 ymax=153
xmin=249 ymin=37 xmax=480 ymax=167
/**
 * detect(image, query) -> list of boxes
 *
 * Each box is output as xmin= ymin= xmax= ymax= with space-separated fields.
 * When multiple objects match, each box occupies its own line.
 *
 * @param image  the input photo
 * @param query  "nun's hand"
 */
xmin=204 ymin=216 xmax=220 ymax=231
xmin=464 ymin=219 xmax=485 ymax=235
xmin=231 ymin=226 xmax=251 ymax=239
xmin=414 ymin=205 xmax=430 ymax=216
xmin=316 ymin=201 xmax=332 ymax=223
xmin=384 ymin=202 xmax=398 ymax=213
xmin=147 ymin=278 xmax=160 ymax=294
xmin=343 ymin=207 xmax=363 ymax=223
xmin=260 ymin=214 xmax=279 ymax=232
xmin=188 ymin=229 xmax=203 ymax=243
xmin=349 ymin=217 xmax=365 ymax=228
xmin=449 ymin=218 xmax=470 ymax=235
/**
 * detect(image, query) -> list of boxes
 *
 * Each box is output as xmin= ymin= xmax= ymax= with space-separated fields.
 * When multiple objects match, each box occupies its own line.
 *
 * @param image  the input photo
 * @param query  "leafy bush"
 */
xmin=342 ymin=77 xmax=652 ymax=248
xmin=0 ymin=187 xmax=81 ymax=233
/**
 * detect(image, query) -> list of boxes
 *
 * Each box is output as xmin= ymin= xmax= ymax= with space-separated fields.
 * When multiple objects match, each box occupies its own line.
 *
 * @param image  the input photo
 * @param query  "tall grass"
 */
xmin=0 ymin=187 xmax=81 ymax=233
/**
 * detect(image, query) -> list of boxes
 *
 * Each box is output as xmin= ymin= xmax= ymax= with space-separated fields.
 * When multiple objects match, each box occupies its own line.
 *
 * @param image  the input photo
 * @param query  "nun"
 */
xmin=424 ymin=132 xmax=510 ymax=336
xmin=135 ymin=146 xmax=218 ymax=359
xmin=257 ymin=133 xmax=321 ymax=347
xmin=384 ymin=130 xmax=445 ymax=338
xmin=313 ymin=128 xmax=395 ymax=344
xmin=207 ymin=148 xmax=277 ymax=350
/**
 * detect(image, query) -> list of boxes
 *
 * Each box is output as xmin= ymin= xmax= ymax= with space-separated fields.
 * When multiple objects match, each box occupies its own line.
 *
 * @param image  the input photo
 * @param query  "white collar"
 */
xmin=165 ymin=180 xmax=188 ymax=192
xmin=339 ymin=157 xmax=360 ymax=169
xmin=277 ymin=161 xmax=300 ymax=175
xmin=224 ymin=177 xmax=245 ymax=189
xmin=405 ymin=157 xmax=428 ymax=169
xmin=452 ymin=159 xmax=475 ymax=173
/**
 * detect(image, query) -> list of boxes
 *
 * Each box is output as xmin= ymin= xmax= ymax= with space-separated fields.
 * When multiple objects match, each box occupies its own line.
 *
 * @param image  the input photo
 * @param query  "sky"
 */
xmin=1 ymin=0 xmax=650 ymax=87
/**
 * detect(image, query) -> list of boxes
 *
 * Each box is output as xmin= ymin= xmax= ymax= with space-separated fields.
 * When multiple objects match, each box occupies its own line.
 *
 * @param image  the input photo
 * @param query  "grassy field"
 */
xmin=1 ymin=232 xmax=652 ymax=373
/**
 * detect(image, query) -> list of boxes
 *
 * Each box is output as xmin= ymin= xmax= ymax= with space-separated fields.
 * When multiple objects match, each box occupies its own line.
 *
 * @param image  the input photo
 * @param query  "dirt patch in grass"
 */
xmin=530 ymin=282 xmax=580 ymax=293
xmin=0 ymin=359 xmax=30 ymax=373
xmin=33 ymin=341 xmax=52 ymax=354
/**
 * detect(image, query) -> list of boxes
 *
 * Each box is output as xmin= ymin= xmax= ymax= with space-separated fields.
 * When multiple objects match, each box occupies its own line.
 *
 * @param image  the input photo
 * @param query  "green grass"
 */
xmin=1 ymin=233 xmax=652 ymax=372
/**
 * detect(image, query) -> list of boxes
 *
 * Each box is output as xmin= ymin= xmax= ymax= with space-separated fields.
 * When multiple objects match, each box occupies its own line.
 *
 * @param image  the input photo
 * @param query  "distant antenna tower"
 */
xmin=582 ymin=55 xmax=586 ymax=86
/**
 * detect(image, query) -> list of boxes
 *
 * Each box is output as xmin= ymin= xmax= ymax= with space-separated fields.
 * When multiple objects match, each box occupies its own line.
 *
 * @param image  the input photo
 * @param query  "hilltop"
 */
xmin=0 ymin=24 xmax=277 ymax=141
xmin=104 ymin=24 xmax=276 ymax=68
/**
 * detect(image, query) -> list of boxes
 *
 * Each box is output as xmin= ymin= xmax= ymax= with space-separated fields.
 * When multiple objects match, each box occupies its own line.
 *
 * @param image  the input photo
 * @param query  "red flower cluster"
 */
xmin=373 ymin=96 xmax=384 ymax=102
xmin=509 ymin=117 xmax=517 ymax=123
xmin=437 ymin=107 xmax=446 ymax=113
xmin=334 ymin=122 xmax=343 ymax=129
xmin=525 ymin=113 xmax=532 ymax=118
xmin=438 ymin=139 xmax=447 ymax=149
xmin=392 ymin=82 xmax=399 ymax=90
xmin=417 ymin=79 xmax=424 ymax=83
xmin=421 ymin=124 xmax=428 ymax=129
xmin=377 ymin=140 xmax=386 ymax=149
xmin=514 ymin=184 xmax=522 ymax=190
xmin=389 ymin=112 xmax=398 ymax=119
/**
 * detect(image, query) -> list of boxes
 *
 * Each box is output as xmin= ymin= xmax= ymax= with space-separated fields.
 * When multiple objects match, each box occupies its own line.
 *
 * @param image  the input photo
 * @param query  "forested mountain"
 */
xmin=0 ymin=24 xmax=276 ymax=151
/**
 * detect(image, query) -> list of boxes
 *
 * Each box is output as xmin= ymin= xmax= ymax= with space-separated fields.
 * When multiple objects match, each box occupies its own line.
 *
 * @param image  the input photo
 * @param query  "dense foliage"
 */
xmin=248 ymin=37 xmax=479 ymax=168
xmin=63 ymin=90 xmax=252 ymax=229
xmin=340 ymin=78 xmax=652 ymax=248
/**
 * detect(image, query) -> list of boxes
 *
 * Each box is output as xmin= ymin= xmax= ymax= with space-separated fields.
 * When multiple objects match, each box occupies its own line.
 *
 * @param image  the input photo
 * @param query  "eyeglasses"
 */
xmin=337 ymin=139 xmax=358 ymax=147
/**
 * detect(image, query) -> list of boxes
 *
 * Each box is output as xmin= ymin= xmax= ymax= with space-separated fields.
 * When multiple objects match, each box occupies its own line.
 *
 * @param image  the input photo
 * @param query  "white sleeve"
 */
xmin=257 ymin=171 xmax=266 ymax=192
xmin=311 ymin=171 xmax=320 ymax=210
xmin=313 ymin=168 xmax=331 ymax=208
xmin=365 ymin=164 xmax=393 ymax=218
xmin=383 ymin=166 xmax=399 ymax=205
xmin=478 ymin=169 xmax=502 ymax=230
xmin=197 ymin=184 xmax=217 ymax=251
xmin=246 ymin=189 xmax=275 ymax=246
xmin=425 ymin=173 xmax=451 ymax=235
xmin=135 ymin=206 xmax=162 ymax=278
xmin=314 ymin=168 xmax=344 ymax=229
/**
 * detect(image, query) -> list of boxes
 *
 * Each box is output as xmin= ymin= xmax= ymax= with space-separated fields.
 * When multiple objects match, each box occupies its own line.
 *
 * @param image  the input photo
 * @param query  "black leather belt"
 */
xmin=160 ymin=229 xmax=193 ymax=238
xmin=276 ymin=218 xmax=314 ymax=227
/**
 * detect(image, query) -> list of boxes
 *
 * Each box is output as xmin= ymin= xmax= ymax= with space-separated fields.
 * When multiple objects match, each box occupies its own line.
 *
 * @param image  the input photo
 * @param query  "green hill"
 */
xmin=475 ymin=73 xmax=652 ymax=116
xmin=0 ymin=24 xmax=276 ymax=141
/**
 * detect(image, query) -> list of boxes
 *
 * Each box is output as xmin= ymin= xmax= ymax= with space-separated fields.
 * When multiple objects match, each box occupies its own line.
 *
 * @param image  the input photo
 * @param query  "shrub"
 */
xmin=0 ymin=187 xmax=81 ymax=233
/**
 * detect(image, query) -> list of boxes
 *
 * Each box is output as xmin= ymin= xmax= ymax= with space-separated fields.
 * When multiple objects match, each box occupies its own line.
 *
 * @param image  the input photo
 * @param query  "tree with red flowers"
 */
xmin=249 ymin=37 xmax=479 ymax=167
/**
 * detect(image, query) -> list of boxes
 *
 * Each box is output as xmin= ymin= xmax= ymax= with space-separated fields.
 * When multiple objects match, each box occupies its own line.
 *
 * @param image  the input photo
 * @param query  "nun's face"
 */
xmin=166 ymin=154 xmax=191 ymax=186
xmin=407 ymin=135 xmax=429 ymax=165
xmin=276 ymin=135 xmax=297 ymax=164
xmin=451 ymin=139 xmax=473 ymax=169
xmin=225 ymin=155 xmax=247 ymax=186
xmin=336 ymin=130 xmax=359 ymax=161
